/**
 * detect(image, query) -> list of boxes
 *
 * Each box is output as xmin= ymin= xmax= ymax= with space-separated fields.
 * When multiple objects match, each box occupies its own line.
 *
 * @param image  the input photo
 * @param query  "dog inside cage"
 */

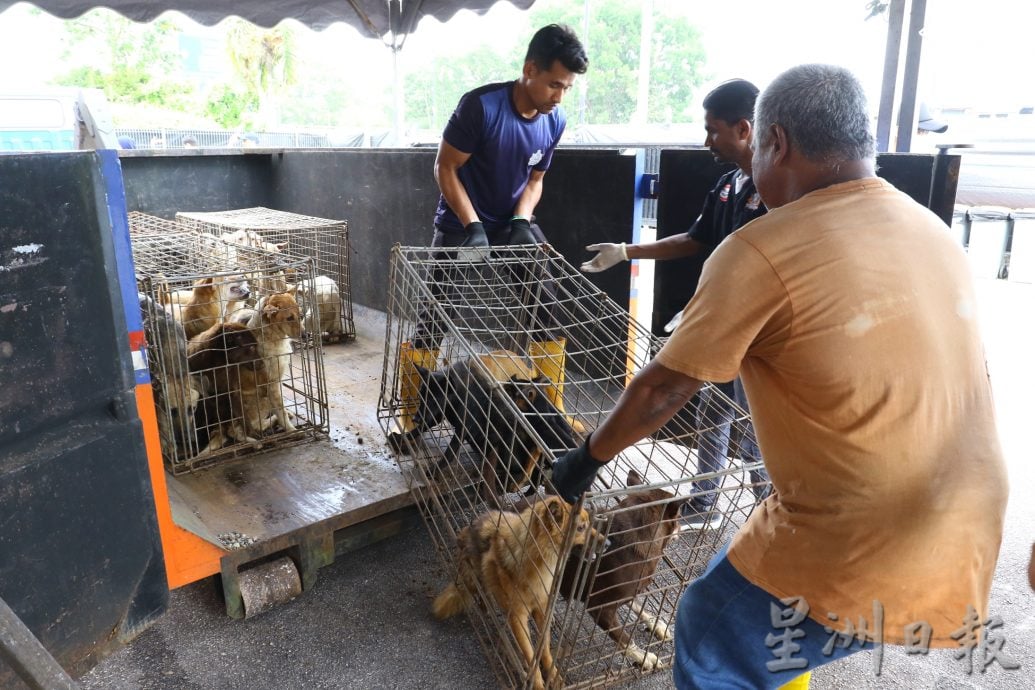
xmin=379 ymin=245 xmax=771 ymax=688
xmin=175 ymin=207 xmax=355 ymax=343
xmin=130 ymin=218 xmax=328 ymax=473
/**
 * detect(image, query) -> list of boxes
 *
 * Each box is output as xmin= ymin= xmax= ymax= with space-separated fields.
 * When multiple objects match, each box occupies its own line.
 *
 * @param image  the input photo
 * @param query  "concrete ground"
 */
xmin=80 ymin=278 xmax=1034 ymax=689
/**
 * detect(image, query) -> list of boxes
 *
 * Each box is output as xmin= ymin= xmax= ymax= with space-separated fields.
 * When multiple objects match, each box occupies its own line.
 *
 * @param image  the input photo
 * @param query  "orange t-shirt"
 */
xmin=655 ymin=178 xmax=1008 ymax=646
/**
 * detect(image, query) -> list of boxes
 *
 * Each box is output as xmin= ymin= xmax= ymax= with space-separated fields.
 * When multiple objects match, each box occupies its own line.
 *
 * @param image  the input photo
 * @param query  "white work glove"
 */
xmin=580 ymin=243 xmax=628 ymax=273
xmin=664 ymin=309 xmax=683 ymax=333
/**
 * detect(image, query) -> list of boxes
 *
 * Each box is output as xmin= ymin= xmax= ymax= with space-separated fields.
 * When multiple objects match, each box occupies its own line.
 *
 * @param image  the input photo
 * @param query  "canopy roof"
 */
xmin=1 ymin=0 xmax=535 ymax=34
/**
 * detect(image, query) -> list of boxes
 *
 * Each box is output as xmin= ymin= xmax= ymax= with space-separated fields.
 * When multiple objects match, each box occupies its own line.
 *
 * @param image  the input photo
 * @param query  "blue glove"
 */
xmin=550 ymin=437 xmax=604 ymax=504
xmin=460 ymin=221 xmax=489 ymax=248
xmin=508 ymin=217 xmax=536 ymax=245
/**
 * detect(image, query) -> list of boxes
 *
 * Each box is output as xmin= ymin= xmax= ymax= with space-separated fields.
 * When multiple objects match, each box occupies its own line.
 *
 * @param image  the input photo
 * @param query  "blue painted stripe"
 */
xmin=97 ymin=149 xmax=150 ymax=384
xmin=98 ymin=149 xmax=141 ymax=333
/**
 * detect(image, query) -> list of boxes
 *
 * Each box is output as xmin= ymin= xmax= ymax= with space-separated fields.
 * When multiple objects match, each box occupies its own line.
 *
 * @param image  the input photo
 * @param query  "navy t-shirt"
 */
xmin=688 ymin=169 xmax=767 ymax=248
xmin=434 ymin=81 xmax=567 ymax=233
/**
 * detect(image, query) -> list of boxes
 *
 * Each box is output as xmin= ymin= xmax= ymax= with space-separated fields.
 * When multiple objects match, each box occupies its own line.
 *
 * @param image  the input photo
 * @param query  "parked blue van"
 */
xmin=0 ymin=90 xmax=78 ymax=151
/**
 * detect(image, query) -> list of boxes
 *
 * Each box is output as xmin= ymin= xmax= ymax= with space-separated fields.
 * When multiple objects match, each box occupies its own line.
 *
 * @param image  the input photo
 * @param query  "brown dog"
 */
xmin=559 ymin=470 xmax=688 ymax=671
xmin=229 ymin=292 xmax=302 ymax=434
xmin=433 ymin=496 xmax=606 ymax=690
xmin=187 ymin=321 xmax=266 ymax=454
xmin=170 ymin=275 xmax=251 ymax=340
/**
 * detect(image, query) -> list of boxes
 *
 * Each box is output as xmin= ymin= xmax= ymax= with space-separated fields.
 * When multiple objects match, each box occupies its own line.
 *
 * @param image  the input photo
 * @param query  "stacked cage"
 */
xmin=377 ymin=245 xmax=770 ymax=689
xmin=175 ymin=207 xmax=355 ymax=343
xmin=129 ymin=212 xmax=329 ymax=474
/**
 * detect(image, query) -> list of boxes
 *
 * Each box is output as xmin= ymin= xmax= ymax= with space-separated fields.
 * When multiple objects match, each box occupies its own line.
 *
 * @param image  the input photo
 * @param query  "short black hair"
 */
xmin=526 ymin=24 xmax=588 ymax=75
xmin=702 ymin=79 xmax=760 ymax=125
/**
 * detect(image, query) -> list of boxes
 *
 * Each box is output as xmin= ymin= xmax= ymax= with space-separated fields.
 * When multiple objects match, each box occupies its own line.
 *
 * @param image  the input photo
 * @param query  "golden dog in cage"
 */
xmin=434 ymin=495 xmax=608 ymax=690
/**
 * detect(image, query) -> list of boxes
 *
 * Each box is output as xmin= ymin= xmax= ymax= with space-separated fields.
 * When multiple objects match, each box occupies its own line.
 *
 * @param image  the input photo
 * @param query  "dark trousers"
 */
xmin=693 ymin=378 xmax=771 ymax=507
xmin=411 ymin=223 xmax=560 ymax=350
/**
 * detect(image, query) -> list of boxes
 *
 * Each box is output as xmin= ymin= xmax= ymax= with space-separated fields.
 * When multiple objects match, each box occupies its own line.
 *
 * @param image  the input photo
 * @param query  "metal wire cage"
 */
xmin=175 ymin=207 xmax=356 ymax=343
xmin=377 ymin=245 xmax=770 ymax=689
xmin=129 ymin=219 xmax=329 ymax=474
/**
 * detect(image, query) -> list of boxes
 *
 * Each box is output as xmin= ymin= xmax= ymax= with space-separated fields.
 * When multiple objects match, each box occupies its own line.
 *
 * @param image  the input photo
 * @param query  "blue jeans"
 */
xmin=693 ymin=378 xmax=769 ymax=506
xmin=674 ymin=545 xmax=869 ymax=689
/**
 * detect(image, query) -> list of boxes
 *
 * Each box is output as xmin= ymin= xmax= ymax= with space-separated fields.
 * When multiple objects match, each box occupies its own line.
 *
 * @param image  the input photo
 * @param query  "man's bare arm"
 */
xmin=626 ymin=234 xmax=707 ymax=261
xmin=434 ymin=139 xmax=479 ymax=226
xmin=588 ymin=359 xmax=704 ymax=460
xmin=513 ymin=168 xmax=546 ymax=219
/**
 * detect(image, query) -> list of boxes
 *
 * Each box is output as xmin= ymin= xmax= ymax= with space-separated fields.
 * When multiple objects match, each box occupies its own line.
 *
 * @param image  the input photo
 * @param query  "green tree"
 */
xmin=204 ymin=83 xmax=259 ymax=129
xmin=647 ymin=10 xmax=708 ymax=123
xmin=403 ymin=0 xmax=706 ymax=128
xmin=53 ymin=9 xmax=194 ymax=110
xmin=405 ymin=44 xmax=516 ymax=130
xmin=225 ymin=19 xmax=298 ymax=130
xmin=530 ymin=0 xmax=707 ymax=125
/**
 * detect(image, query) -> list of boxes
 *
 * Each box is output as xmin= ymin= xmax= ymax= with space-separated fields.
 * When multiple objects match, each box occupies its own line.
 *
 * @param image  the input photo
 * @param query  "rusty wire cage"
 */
xmin=129 ymin=216 xmax=329 ymax=474
xmin=377 ymin=245 xmax=770 ymax=689
xmin=175 ymin=206 xmax=355 ymax=343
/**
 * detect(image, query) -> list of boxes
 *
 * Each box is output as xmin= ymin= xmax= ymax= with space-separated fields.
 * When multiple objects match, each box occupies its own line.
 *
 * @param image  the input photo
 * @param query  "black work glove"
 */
xmin=459 ymin=221 xmax=489 ymax=248
xmin=550 ymin=436 xmax=604 ymax=504
xmin=508 ymin=217 xmax=536 ymax=245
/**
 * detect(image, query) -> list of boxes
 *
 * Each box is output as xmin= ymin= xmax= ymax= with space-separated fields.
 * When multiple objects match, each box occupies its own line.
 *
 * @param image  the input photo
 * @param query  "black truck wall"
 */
xmin=652 ymin=149 xmax=961 ymax=334
xmin=118 ymin=147 xmax=955 ymax=331
xmin=0 ymin=151 xmax=168 ymax=685
xmin=120 ymin=148 xmax=637 ymax=313
xmin=120 ymin=152 xmax=274 ymax=219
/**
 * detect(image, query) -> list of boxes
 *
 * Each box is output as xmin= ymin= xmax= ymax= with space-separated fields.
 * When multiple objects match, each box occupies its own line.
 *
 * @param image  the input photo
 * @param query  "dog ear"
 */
xmin=626 ymin=469 xmax=643 ymax=487
xmin=546 ymin=497 xmax=567 ymax=525
xmin=665 ymin=498 xmax=690 ymax=522
xmin=276 ymin=241 xmax=289 ymax=252
xmin=262 ymin=300 xmax=278 ymax=318
xmin=414 ymin=364 xmax=430 ymax=378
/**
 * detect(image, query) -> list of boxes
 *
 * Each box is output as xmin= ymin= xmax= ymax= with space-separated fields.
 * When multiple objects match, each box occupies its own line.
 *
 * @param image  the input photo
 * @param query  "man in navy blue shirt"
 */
xmin=397 ymin=24 xmax=588 ymax=431
xmin=580 ymin=79 xmax=771 ymax=523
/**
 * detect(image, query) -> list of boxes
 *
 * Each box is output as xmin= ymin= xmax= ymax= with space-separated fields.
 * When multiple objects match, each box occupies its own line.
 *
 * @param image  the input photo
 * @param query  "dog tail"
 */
xmin=432 ymin=583 xmax=469 ymax=619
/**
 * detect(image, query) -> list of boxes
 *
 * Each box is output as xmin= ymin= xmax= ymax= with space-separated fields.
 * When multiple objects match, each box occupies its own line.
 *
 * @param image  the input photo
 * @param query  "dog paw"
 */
xmin=544 ymin=666 xmax=564 ymax=689
xmin=623 ymin=644 xmax=659 ymax=672
xmin=386 ymin=432 xmax=409 ymax=454
xmin=649 ymin=618 xmax=673 ymax=642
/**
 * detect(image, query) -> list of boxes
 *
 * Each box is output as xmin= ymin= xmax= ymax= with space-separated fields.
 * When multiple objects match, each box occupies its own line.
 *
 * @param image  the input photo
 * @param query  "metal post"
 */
xmin=875 ymin=0 xmax=906 ymax=153
xmin=631 ymin=0 xmax=653 ymax=125
xmin=393 ymin=45 xmax=405 ymax=145
xmin=578 ymin=0 xmax=590 ymax=126
xmin=894 ymin=0 xmax=928 ymax=152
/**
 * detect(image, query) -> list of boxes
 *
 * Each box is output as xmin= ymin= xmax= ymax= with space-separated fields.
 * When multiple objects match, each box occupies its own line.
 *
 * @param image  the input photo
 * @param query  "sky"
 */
xmin=1 ymin=0 xmax=1033 ymax=121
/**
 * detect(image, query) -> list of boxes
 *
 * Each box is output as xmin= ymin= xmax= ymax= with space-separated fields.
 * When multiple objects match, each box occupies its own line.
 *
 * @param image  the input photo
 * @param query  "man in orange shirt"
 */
xmin=552 ymin=64 xmax=1008 ymax=687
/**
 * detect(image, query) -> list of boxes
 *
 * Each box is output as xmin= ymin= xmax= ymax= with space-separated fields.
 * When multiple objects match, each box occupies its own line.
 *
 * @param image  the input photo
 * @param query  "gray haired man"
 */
xmin=551 ymin=64 xmax=1007 ymax=687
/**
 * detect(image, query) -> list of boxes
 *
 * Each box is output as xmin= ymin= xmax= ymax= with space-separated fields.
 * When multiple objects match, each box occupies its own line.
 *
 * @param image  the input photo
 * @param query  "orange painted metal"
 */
xmin=134 ymin=383 xmax=225 ymax=588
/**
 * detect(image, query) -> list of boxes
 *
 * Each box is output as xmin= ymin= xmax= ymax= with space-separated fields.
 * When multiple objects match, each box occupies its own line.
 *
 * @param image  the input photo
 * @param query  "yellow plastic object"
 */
xmin=778 ymin=671 xmax=811 ymax=689
xmin=528 ymin=338 xmax=567 ymax=411
xmin=396 ymin=341 xmax=438 ymax=432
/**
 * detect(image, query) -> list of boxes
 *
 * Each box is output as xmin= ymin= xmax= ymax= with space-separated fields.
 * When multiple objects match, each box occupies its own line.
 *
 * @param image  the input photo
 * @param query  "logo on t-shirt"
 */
xmin=719 ymin=183 xmax=731 ymax=202
xmin=746 ymin=193 xmax=761 ymax=210
xmin=528 ymin=149 xmax=544 ymax=167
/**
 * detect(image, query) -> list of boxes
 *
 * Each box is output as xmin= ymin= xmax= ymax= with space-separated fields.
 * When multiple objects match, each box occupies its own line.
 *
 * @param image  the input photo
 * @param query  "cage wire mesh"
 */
xmin=175 ymin=207 xmax=355 ymax=343
xmin=377 ymin=245 xmax=770 ymax=689
xmin=129 ymin=217 xmax=329 ymax=474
